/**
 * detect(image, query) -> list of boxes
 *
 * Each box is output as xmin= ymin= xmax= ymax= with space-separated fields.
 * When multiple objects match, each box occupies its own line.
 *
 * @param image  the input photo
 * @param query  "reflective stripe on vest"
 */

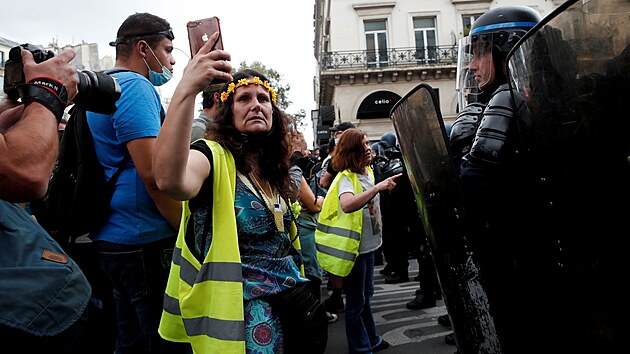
xmin=159 ymin=140 xmax=246 ymax=353
xmin=315 ymin=168 xmax=372 ymax=277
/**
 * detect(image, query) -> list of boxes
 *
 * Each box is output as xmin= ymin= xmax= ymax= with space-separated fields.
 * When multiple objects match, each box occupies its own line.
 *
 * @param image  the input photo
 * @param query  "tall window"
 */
xmin=414 ymin=17 xmax=437 ymax=64
xmin=462 ymin=14 xmax=482 ymax=36
xmin=364 ymin=19 xmax=388 ymax=68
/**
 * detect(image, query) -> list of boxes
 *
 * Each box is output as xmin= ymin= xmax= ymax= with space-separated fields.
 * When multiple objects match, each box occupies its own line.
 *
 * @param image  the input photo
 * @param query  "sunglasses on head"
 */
xmin=109 ymin=28 xmax=175 ymax=46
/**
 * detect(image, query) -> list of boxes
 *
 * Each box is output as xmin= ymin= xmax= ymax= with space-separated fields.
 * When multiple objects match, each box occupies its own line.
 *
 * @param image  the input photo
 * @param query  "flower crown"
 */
xmin=220 ymin=76 xmax=277 ymax=104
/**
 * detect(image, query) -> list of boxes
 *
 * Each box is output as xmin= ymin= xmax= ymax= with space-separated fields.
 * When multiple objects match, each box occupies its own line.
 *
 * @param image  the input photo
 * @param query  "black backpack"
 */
xmin=31 ymin=105 xmax=128 ymax=243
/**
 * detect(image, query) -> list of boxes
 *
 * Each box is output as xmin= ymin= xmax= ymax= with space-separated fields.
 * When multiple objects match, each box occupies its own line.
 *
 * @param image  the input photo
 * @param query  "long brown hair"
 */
xmin=332 ymin=128 xmax=368 ymax=173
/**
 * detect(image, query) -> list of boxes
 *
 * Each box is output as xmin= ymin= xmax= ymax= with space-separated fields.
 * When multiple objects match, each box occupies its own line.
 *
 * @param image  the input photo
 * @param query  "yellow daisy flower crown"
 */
xmin=220 ymin=76 xmax=278 ymax=104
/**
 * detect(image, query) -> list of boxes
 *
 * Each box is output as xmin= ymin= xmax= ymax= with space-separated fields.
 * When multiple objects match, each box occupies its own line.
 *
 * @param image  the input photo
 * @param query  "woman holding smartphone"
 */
xmin=154 ymin=35 xmax=327 ymax=354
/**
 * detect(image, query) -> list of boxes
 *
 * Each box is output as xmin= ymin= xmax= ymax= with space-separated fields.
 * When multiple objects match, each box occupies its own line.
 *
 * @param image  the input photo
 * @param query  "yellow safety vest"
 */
xmin=315 ymin=167 xmax=373 ymax=277
xmin=158 ymin=140 xmax=301 ymax=354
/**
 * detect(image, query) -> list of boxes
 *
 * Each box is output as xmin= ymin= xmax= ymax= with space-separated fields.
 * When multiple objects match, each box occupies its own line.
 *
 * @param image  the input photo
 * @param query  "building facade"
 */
xmin=312 ymin=0 xmax=560 ymax=150
xmin=0 ymin=36 xmax=21 ymax=97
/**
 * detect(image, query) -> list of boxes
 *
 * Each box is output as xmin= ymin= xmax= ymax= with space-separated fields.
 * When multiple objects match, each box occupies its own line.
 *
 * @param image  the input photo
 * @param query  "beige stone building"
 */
xmin=312 ymin=0 xmax=560 ymax=151
xmin=0 ymin=36 xmax=21 ymax=98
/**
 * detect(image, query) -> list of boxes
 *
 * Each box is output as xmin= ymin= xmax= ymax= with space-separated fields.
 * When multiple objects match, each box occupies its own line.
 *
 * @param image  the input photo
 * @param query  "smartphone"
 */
xmin=187 ymin=17 xmax=223 ymax=57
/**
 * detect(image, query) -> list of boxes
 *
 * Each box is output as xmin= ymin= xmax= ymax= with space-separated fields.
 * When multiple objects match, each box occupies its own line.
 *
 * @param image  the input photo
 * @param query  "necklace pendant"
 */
xmin=274 ymin=208 xmax=285 ymax=232
xmin=274 ymin=194 xmax=281 ymax=212
xmin=273 ymin=195 xmax=284 ymax=232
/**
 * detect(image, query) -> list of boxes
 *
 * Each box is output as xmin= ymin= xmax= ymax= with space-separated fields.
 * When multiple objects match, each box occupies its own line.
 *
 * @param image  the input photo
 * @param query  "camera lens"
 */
xmin=73 ymin=71 xmax=122 ymax=114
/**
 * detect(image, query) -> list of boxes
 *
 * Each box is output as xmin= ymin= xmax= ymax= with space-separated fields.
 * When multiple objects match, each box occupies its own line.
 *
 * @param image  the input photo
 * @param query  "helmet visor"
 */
xmin=456 ymin=34 xmax=495 ymax=107
xmin=371 ymin=143 xmax=385 ymax=160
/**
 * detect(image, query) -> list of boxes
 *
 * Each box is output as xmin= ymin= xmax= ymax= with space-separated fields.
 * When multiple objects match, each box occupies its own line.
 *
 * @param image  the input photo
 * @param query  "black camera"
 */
xmin=3 ymin=43 xmax=121 ymax=114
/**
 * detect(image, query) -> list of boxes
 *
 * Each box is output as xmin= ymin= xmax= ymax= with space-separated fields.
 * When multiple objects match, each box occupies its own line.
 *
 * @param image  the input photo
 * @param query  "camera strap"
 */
xmin=29 ymin=77 xmax=67 ymax=99
xmin=17 ymin=81 xmax=67 ymax=124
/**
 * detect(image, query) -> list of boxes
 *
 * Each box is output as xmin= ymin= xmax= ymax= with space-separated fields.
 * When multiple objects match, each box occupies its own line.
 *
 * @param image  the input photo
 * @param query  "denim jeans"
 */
xmin=343 ymin=251 xmax=383 ymax=354
xmin=94 ymin=238 xmax=190 ymax=354
xmin=296 ymin=213 xmax=322 ymax=280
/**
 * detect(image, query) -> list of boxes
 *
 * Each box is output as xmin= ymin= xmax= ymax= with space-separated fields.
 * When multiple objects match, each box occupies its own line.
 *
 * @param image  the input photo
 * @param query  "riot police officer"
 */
xmin=375 ymin=133 xmax=410 ymax=283
xmin=394 ymin=1 xmax=630 ymax=352
xmin=451 ymin=6 xmax=544 ymax=353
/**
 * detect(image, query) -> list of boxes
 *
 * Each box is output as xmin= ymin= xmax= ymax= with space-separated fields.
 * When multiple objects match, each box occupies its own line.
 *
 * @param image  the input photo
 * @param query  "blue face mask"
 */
xmin=144 ymin=46 xmax=172 ymax=86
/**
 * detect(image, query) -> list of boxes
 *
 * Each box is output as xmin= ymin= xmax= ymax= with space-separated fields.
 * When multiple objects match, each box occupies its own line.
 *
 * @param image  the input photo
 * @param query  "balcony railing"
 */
xmin=321 ymin=45 xmax=458 ymax=71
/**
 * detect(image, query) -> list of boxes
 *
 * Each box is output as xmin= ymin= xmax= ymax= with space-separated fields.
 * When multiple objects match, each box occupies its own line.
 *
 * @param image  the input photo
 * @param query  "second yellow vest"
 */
xmin=315 ymin=167 xmax=373 ymax=277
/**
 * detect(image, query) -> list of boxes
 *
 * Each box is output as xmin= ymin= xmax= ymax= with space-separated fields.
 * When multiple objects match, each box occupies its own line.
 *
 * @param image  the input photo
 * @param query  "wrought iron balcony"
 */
xmin=320 ymin=45 xmax=458 ymax=71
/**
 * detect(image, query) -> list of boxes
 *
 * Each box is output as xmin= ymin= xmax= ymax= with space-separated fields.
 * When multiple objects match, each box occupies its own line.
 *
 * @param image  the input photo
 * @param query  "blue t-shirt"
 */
xmin=87 ymin=70 xmax=175 ymax=244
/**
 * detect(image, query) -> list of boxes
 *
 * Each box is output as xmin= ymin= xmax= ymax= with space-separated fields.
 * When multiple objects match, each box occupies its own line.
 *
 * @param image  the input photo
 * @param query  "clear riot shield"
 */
xmin=389 ymin=84 xmax=501 ymax=354
xmin=505 ymin=0 xmax=630 ymax=352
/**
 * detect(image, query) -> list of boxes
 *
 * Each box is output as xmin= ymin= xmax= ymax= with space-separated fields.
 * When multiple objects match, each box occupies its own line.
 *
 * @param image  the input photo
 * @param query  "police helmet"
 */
xmin=379 ymin=132 xmax=397 ymax=150
xmin=470 ymin=6 xmax=542 ymax=55
xmin=457 ymin=6 xmax=541 ymax=107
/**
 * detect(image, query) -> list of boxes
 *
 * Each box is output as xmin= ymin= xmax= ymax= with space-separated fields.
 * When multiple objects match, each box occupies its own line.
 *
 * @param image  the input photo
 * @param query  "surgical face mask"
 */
xmin=334 ymin=137 xmax=340 ymax=145
xmin=144 ymin=46 xmax=172 ymax=86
